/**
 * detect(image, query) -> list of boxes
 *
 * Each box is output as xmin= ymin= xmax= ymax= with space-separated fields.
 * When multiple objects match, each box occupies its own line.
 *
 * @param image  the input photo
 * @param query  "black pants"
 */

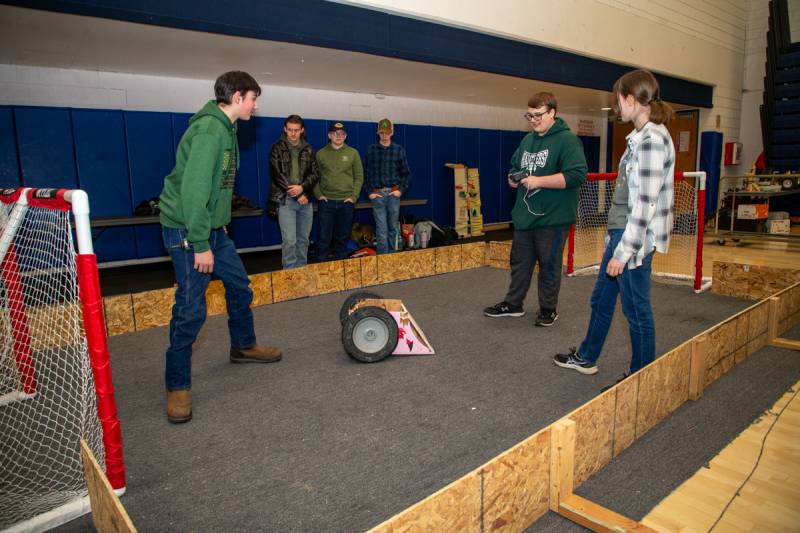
xmin=504 ymin=227 xmax=568 ymax=311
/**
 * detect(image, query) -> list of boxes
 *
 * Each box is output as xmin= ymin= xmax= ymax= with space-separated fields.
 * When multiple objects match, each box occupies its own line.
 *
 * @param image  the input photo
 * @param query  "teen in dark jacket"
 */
xmin=268 ymin=115 xmax=320 ymax=268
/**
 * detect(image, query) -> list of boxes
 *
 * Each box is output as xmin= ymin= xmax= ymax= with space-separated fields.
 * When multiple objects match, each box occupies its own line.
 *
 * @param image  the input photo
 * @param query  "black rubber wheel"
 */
xmin=341 ymin=306 xmax=399 ymax=363
xmin=339 ymin=290 xmax=382 ymax=324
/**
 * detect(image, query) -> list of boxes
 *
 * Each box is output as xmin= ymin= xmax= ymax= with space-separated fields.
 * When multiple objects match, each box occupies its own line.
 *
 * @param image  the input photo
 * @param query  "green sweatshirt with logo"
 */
xmin=159 ymin=100 xmax=239 ymax=253
xmin=509 ymin=117 xmax=588 ymax=230
xmin=313 ymin=143 xmax=364 ymax=201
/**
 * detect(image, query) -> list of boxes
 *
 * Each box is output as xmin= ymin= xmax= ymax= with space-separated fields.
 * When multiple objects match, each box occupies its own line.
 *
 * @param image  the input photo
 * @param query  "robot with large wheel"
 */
xmin=340 ymin=291 xmax=434 ymax=363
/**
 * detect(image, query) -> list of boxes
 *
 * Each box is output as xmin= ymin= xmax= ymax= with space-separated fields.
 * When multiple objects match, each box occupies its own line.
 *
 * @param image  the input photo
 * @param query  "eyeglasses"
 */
xmin=523 ymin=110 xmax=549 ymax=121
xmin=331 ymin=131 xmax=347 ymax=137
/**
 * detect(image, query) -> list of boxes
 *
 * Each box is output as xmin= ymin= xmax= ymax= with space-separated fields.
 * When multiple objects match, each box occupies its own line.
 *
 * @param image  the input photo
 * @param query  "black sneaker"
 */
xmin=600 ymin=373 xmax=629 ymax=393
xmin=535 ymin=309 xmax=558 ymax=327
xmin=483 ymin=301 xmax=525 ymax=318
xmin=553 ymin=348 xmax=598 ymax=375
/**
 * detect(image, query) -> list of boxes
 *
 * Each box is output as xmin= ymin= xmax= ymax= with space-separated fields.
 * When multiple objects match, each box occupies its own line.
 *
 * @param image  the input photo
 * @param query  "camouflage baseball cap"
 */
xmin=377 ymin=118 xmax=393 ymax=132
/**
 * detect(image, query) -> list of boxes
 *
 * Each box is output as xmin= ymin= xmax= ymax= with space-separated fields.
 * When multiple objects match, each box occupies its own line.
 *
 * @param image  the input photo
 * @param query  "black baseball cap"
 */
xmin=328 ymin=121 xmax=347 ymax=133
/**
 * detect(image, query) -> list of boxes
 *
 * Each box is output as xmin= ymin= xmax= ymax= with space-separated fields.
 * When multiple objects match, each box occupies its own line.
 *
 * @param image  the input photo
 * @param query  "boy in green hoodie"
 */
xmin=159 ymin=71 xmax=282 ymax=424
xmin=313 ymin=121 xmax=364 ymax=260
xmin=484 ymin=92 xmax=587 ymax=327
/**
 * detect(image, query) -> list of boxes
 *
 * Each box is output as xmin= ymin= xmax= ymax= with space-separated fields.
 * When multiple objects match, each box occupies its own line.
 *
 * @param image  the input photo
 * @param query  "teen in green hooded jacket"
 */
xmin=159 ymin=71 xmax=282 ymax=425
xmin=484 ymin=92 xmax=587 ymax=327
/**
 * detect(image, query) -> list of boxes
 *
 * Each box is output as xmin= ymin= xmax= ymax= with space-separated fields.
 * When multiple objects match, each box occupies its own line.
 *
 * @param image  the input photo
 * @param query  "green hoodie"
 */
xmin=509 ymin=117 xmax=588 ymax=230
xmin=159 ymin=100 xmax=239 ymax=252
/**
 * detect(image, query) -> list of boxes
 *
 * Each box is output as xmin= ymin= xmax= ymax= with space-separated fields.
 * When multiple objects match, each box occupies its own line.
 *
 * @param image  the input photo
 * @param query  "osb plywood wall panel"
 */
xmin=712 ymin=261 xmax=800 ymax=300
xmin=711 ymin=262 xmax=748 ymax=298
xmin=612 ymin=374 xmax=639 ymax=457
xmin=377 ymin=249 xmax=435 ymax=284
xmin=746 ymin=265 xmax=800 ymax=300
xmin=272 ymin=268 xmax=311 ymax=303
xmin=205 ymin=280 xmax=226 ymax=316
xmin=747 ymin=301 xmax=769 ymax=356
xmin=462 ymin=242 xmax=487 ymax=269
xmin=435 ymin=245 xmax=461 ymax=274
xmin=28 ymin=303 xmax=79 ymax=350
xmin=568 ymin=393 xmax=615 ymax=486
xmin=308 ymin=261 xmax=345 ymax=297
xmin=487 ymin=241 xmax=512 ymax=270
xmin=368 ymin=470 xmax=481 ymax=533
xmin=777 ymin=284 xmax=800 ymax=335
xmin=482 ymin=429 xmax=551 ymax=532
xmin=635 ymin=344 xmax=691 ymax=439
xmin=704 ymin=318 xmax=737 ymax=387
xmin=250 ymin=273 xmax=273 ymax=307
xmin=132 ymin=287 xmax=175 ymax=331
xmin=409 ymin=249 xmax=436 ymax=279
xmin=733 ymin=312 xmax=750 ymax=365
xmin=103 ymin=294 xmax=135 ymax=336
xmin=344 ymin=258 xmax=362 ymax=290
xmin=361 ymin=256 xmax=378 ymax=286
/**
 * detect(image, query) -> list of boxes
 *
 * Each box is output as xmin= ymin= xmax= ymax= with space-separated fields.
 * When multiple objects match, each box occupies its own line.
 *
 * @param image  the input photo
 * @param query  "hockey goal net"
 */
xmin=566 ymin=171 xmax=709 ymax=292
xmin=0 ymin=188 xmax=125 ymax=532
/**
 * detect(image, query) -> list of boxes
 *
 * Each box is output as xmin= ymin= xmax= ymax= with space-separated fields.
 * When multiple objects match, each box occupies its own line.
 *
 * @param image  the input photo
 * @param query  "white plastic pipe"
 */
xmin=0 ymin=188 xmax=30 ymax=265
xmin=64 ymin=189 xmax=93 ymax=255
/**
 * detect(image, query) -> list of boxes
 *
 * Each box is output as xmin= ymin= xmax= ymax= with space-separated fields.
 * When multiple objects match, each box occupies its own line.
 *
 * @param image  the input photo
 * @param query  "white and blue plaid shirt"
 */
xmin=612 ymin=122 xmax=676 ymax=268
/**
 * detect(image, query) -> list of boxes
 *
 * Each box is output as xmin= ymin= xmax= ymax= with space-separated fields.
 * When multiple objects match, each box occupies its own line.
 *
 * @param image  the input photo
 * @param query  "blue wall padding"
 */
xmin=0 ymin=108 xmax=21 ymax=187
xmin=478 ymin=130 xmax=502 ymax=224
xmin=124 ymin=111 xmax=174 ymax=258
xmin=430 ymin=126 xmax=459 ymax=227
xmin=0 ymin=104 xmax=602 ymax=261
xmin=579 ymin=136 xmax=601 ymax=173
xmin=14 ymin=107 xmax=78 ymax=189
xmin=699 ymin=131 xmax=723 ymax=217
xmin=72 ymin=109 xmax=136 ymax=261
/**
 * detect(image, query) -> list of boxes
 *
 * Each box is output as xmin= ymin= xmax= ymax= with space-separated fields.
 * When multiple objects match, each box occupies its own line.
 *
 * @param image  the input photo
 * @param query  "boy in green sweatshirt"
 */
xmin=159 ymin=71 xmax=282 ymax=424
xmin=313 ymin=121 xmax=364 ymax=260
xmin=483 ymin=92 xmax=588 ymax=327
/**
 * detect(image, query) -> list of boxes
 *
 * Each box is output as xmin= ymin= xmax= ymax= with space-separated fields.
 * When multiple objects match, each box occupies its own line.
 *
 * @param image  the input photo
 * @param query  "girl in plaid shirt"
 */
xmin=554 ymin=69 xmax=676 ymax=386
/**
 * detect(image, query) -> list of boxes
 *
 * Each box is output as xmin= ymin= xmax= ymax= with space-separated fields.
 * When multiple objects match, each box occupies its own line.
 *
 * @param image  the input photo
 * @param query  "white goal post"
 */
xmin=566 ymin=171 xmax=710 ymax=293
xmin=1 ymin=187 xmax=126 ymax=532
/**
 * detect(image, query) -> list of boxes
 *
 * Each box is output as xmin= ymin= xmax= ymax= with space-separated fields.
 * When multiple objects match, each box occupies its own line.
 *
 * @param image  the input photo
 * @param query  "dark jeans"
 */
xmin=578 ymin=229 xmax=655 ymax=374
xmin=317 ymin=199 xmax=354 ymax=260
xmin=162 ymin=227 xmax=256 ymax=391
xmin=505 ymin=227 xmax=568 ymax=311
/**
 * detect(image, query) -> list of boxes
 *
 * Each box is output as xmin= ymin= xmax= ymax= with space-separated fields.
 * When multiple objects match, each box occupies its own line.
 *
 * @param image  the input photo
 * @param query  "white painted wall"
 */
xmin=0 ymin=63 xmax=606 ymax=158
xmin=5 ymin=0 xmax=770 ymax=174
xmin=338 ymin=0 xmax=765 ymax=173
xmin=731 ymin=0 xmax=770 ymax=176
xmin=790 ymin=0 xmax=800 ymax=42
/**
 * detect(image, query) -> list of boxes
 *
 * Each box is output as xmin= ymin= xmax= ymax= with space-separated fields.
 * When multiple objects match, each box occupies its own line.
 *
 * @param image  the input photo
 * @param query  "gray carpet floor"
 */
xmin=53 ymin=267 xmax=800 ymax=532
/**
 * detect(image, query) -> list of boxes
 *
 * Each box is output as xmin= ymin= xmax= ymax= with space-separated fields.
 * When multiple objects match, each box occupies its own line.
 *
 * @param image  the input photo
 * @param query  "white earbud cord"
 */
xmin=522 ymin=162 xmax=544 ymax=216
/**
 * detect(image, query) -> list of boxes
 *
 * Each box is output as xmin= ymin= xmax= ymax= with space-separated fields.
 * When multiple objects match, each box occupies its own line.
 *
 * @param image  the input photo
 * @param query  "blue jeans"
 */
xmin=370 ymin=190 xmax=401 ymax=254
xmin=277 ymin=197 xmax=313 ymax=268
xmin=317 ymin=199 xmax=354 ymax=261
xmin=162 ymin=227 xmax=256 ymax=391
xmin=578 ymin=229 xmax=655 ymax=374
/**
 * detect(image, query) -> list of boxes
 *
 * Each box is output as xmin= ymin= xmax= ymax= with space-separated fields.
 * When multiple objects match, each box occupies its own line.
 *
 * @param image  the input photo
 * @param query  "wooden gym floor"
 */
xmin=643 ymin=378 xmax=800 ymax=532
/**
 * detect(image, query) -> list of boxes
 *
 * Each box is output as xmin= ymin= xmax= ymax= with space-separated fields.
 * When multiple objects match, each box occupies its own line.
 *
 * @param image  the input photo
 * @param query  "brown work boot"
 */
xmin=230 ymin=345 xmax=282 ymax=364
xmin=166 ymin=389 xmax=192 ymax=424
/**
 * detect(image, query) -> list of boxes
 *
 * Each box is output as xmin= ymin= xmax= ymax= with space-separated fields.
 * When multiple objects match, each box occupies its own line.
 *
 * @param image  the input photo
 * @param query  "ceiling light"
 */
xmin=601 ymin=107 xmax=611 ymax=111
